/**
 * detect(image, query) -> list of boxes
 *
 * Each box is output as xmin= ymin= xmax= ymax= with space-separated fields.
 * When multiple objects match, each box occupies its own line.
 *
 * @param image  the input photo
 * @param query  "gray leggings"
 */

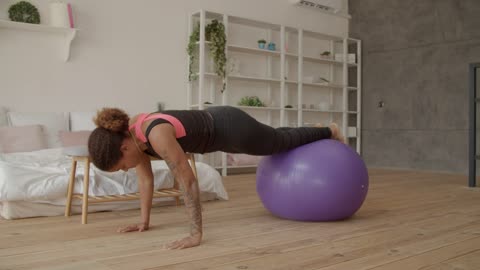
xmin=205 ymin=106 xmax=332 ymax=155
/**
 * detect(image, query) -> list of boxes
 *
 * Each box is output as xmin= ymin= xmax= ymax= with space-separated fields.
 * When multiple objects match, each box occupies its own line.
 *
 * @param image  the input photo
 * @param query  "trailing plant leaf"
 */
xmin=205 ymin=20 xmax=227 ymax=92
xmin=187 ymin=20 xmax=227 ymax=92
xmin=187 ymin=23 xmax=200 ymax=82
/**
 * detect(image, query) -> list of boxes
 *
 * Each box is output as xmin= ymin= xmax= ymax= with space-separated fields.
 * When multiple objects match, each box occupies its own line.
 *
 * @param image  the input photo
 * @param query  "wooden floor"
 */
xmin=1 ymin=169 xmax=480 ymax=270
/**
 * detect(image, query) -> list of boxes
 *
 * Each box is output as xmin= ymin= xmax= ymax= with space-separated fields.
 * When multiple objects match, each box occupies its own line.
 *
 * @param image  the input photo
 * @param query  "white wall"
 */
xmin=0 ymin=0 xmax=349 ymax=115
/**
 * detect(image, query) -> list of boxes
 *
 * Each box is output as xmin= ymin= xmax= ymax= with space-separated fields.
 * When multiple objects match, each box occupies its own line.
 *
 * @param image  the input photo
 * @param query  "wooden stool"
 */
xmin=64 ymin=146 xmax=197 ymax=224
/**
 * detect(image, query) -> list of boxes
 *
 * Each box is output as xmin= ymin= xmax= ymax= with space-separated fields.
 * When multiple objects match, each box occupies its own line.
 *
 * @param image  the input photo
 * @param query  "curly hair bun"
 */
xmin=94 ymin=108 xmax=130 ymax=132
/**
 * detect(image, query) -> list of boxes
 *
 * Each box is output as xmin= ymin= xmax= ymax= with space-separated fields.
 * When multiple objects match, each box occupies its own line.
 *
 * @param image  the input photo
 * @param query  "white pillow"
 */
xmin=7 ymin=112 xmax=69 ymax=148
xmin=70 ymin=112 xmax=96 ymax=131
xmin=59 ymin=130 xmax=91 ymax=147
xmin=0 ymin=107 xmax=7 ymax=127
xmin=0 ymin=125 xmax=47 ymax=153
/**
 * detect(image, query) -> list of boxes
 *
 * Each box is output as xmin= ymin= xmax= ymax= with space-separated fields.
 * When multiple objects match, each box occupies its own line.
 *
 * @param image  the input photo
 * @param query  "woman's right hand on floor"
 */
xmin=117 ymin=223 xmax=149 ymax=233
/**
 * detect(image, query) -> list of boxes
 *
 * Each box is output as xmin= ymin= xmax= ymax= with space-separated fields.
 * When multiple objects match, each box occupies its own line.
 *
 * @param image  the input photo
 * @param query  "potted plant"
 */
xmin=267 ymin=42 xmax=276 ymax=51
xmin=257 ymin=39 xmax=266 ymax=49
xmin=238 ymin=96 xmax=265 ymax=107
xmin=187 ymin=20 xmax=227 ymax=92
xmin=8 ymin=1 xmax=40 ymax=24
xmin=320 ymin=51 xmax=331 ymax=58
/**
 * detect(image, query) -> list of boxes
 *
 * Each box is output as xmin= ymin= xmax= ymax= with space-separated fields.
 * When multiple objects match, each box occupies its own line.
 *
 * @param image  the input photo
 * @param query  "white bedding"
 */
xmin=0 ymin=148 xmax=228 ymax=219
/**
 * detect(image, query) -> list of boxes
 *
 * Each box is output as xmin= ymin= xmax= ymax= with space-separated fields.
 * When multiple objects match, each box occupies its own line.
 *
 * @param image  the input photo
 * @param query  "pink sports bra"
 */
xmin=128 ymin=113 xmax=187 ymax=143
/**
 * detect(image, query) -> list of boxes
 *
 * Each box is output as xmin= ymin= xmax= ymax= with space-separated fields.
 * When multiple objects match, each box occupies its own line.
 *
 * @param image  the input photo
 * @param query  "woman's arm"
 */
xmin=136 ymin=154 xmax=154 ymax=228
xmin=149 ymin=124 xmax=203 ymax=249
xmin=117 ymin=154 xmax=153 ymax=232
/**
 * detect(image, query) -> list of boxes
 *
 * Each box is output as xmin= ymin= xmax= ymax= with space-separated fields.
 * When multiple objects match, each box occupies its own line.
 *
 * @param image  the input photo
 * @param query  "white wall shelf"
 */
xmin=302 ymin=56 xmax=357 ymax=68
xmin=229 ymin=74 xmax=281 ymax=83
xmin=188 ymin=10 xmax=362 ymax=175
xmin=201 ymin=72 xmax=282 ymax=83
xmin=302 ymin=82 xmax=344 ymax=89
xmin=285 ymin=80 xmax=299 ymax=84
xmin=201 ymin=73 xmax=353 ymax=90
xmin=228 ymin=44 xmax=280 ymax=56
xmin=285 ymin=52 xmax=298 ymax=58
xmin=0 ymin=19 xmax=77 ymax=62
xmin=303 ymin=55 xmax=341 ymax=64
xmin=235 ymin=105 xmax=281 ymax=111
xmin=190 ymin=103 xmax=280 ymax=111
xmin=189 ymin=104 xmax=215 ymax=108
xmin=303 ymin=109 xmax=343 ymax=113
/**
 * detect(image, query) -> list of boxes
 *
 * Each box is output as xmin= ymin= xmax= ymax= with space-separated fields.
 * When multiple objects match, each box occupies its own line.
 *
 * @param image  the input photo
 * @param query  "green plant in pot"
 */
xmin=257 ymin=39 xmax=266 ymax=49
xmin=187 ymin=19 xmax=227 ymax=92
xmin=320 ymin=51 xmax=331 ymax=58
xmin=238 ymin=96 xmax=265 ymax=107
xmin=8 ymin=1 xmax=40 ymax=24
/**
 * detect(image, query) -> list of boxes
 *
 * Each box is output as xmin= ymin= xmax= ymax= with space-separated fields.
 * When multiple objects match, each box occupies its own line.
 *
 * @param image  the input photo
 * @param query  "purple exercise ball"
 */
xmin=256 ymin=139 xmax=369 ymax=221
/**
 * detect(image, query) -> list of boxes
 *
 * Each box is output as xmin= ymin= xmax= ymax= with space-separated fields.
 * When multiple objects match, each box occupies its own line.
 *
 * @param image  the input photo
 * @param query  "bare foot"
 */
xmin=329 ymin=123 xmax=346 ymax=144
xmin=315 ymin=123 xmax=346 ymax=144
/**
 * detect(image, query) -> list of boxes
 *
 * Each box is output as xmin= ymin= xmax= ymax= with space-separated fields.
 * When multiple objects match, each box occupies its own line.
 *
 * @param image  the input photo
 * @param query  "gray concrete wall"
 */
xmin=349 ymin=0 xmax=480 ymax=173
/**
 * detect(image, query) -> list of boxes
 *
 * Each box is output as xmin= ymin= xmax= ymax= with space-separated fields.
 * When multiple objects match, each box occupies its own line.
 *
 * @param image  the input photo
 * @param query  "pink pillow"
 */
xmin=0 ymin=125 xmax=48 ymax=153
xmin=59 ymin=130 xmax=91 ymax=147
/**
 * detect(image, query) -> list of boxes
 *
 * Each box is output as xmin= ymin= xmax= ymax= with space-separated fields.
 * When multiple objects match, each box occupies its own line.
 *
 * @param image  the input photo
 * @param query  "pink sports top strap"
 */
xmin=128 ymin=113 xmax=187 ymax=143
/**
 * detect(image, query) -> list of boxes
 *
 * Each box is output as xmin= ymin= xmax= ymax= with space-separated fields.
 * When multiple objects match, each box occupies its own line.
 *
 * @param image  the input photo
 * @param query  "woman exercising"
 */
xmin=88 ymin=105 xmax=345 ymax=249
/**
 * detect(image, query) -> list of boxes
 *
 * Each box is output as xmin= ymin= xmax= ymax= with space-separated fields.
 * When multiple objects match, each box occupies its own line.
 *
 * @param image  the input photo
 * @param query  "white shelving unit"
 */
xmin=0 ymin=19 xmax=77 ymax=61
xmin=187 ymin=10 xmax=361 ymax=175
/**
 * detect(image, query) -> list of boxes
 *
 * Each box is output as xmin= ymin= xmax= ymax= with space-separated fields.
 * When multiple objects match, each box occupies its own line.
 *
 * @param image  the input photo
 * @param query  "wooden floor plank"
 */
xmin=366 ymin=237 xmax=480 ymax=270
xmin=149 ymin=214 xmax=480 ymax=270
xmin=420 ymin=249 xmax=480 ymax=270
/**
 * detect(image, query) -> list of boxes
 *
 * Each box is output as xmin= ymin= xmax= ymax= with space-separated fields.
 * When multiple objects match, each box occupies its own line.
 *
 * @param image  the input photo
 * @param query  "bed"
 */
xmin=0 ymin=108 xmax=228 ymax=219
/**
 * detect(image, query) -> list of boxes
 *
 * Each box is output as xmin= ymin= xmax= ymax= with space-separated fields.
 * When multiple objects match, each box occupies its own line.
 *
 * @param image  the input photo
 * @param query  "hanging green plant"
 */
xmin=187 ymin=19 xmax=227 ymax=92
xmin=8 ymin=1 xmax=40 ymax=24
xmin=187 ymin=23 xmax=200 ymax=82
xmin=206 ymin=20 xmax=227 ymax=92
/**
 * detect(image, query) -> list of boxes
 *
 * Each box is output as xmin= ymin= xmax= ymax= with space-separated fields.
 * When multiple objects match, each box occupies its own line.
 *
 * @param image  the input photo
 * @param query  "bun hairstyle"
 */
xmin=88 ymin=108 xmax=131 ymax=171
xmin=94 ymin=108 xmax=130 ymax=132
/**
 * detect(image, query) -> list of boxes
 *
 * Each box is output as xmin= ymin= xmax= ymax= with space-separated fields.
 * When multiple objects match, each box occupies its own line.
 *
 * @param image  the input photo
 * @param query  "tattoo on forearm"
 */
xmin=161 ymin=150 xmax=202 ymax=236
xmin=182 ymin=181 xmax=203 ymax=235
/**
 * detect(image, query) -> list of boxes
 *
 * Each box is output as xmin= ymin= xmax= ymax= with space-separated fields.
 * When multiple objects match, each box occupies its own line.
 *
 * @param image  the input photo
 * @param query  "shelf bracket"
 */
xmin=63 ymin=29 xmax=77 ymax=62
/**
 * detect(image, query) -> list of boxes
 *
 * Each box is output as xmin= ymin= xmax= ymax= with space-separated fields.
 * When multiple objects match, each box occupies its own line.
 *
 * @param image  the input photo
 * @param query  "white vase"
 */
xmin=49 ymin=1 xmax=69 ymax=28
